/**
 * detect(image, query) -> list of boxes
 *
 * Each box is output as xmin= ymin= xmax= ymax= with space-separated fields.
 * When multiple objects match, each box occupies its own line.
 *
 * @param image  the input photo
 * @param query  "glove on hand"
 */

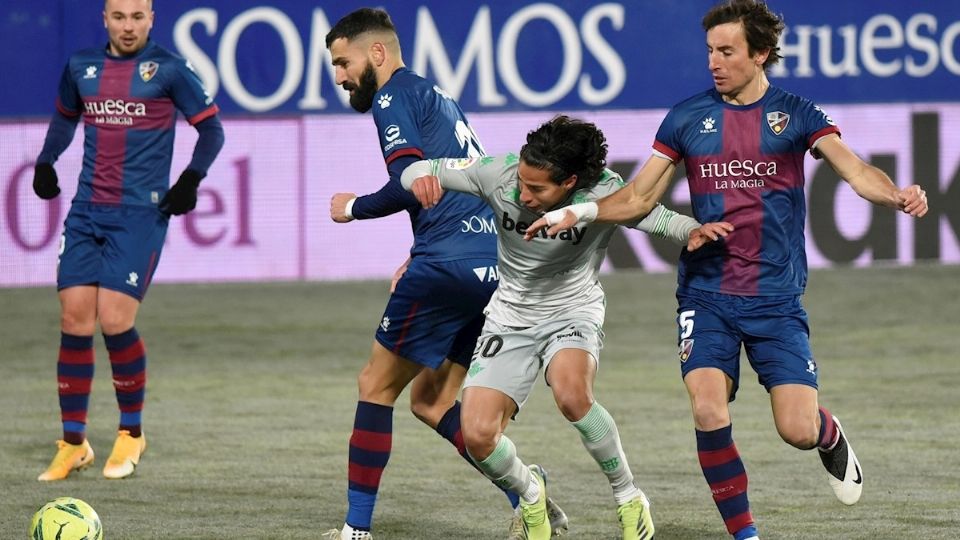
xmin=33 ymin=163 xmax=61 ymax=200
xmin=159 ymin=169 xmax=204 ymax=215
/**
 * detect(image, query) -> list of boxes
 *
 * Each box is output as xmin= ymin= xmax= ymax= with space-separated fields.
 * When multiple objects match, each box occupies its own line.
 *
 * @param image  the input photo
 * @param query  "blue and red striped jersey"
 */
xmin=371 ymin=67 xmax=495 ymax=261
xmin=654 ymin=86 xmax=839 ymax=296
xmin=55 ymin=40 xmax=218 ymax=207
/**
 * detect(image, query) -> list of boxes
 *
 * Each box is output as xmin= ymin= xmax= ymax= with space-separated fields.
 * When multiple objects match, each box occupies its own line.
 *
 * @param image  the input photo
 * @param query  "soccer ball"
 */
xmin=28 ymin=497 xmax=102 ymax=540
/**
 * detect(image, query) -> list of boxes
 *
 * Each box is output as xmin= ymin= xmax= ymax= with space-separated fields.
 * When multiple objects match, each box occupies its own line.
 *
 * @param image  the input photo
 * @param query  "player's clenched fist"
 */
xmin=897 ymin=185 xmax=928 ymax=218
xmin=33 ymin=163 xmax=61 ymax=200
xmin=410 ymin=175 xmax=443 ymax=208
xmin=330 ymin=192 xmax=357 ymax=223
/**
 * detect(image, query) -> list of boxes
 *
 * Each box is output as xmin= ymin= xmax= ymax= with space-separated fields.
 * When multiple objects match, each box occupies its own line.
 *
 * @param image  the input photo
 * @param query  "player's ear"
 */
xmin=370 ymin=41 xmax=386 ymax=66
xmin=561 ymin=175 xmax=577 ymax=191
xmin=754 ymin=48 xmax=770 ymax=67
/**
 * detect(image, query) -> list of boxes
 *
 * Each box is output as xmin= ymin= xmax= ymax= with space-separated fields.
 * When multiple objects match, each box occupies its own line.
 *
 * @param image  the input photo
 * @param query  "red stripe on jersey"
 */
xmin=109 ymin=340 xmax=146 ymax=364
xmin=385 ymin=147 xmax=424 ymax=165
xmin=188 ymin=104 xmax=219 ymax=125
xmin=709 ymin=472 xmax=749 ymax=501
xmin=59 ymin=348 xmax=94 ymax=365
xmin=348 ymin=463 xmax=386 ymax=488
xmin=719 ymin=107 xmax=763 ymax=295
xmin=653 ymin=140 xmax=680 ymax=162
xmin=697 ymin=444 xmax=740 ymax=467
xmin=351 ymin=429 xmax=393 ymax=452
xmin=808 ymin=125 xmax=840 ymax=149
xmin=56 ymin=97 xmax=80 ymax=118
xmin=90 ymin=58 xmax=136 ymax=205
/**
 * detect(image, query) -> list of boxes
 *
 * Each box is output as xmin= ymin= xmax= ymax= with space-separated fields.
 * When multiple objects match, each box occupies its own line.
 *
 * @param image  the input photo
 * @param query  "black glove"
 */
xmin=33 ymin=163 xmax=61 ymax=200
xmin=159 ymin=169 xmax=203 ymax=215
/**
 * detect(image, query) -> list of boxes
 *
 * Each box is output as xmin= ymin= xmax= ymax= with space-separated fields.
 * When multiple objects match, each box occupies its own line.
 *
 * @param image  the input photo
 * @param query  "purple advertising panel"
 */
xmin=2 ymin=103 xmax=958 ymax=288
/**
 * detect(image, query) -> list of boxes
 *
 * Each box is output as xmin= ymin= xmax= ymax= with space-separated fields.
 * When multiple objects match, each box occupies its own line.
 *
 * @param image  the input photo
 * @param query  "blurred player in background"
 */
xmin=322 ymin=8 xmax=566 ymax=539
xmin=525 ymin=1 xmax=928 ymax=538
xmin=402 ymin=115 xmax=731 ymax=540
xmin=33 ymin=0 xmax=224 ymax=481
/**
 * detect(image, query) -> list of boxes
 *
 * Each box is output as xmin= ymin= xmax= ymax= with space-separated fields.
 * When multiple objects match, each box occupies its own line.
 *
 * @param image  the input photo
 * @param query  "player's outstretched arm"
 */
xmin=524 ymin=155 xmax=676 ymax=240
xmin=818 ymin=135 xmax=928 ymax=217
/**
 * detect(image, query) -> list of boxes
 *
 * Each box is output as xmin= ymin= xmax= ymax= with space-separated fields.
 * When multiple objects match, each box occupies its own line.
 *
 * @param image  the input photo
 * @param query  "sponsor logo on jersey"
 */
xmin=555 ymin=329 xmax=585 ymax=342
xmin=84 ymin=98 xmax=148 ymax=125
xmin=472 ymin=265 xmax=500 ymax=282
xmin=384 ymin=124 xmax=401 ymax=142
xmin=766 ymin=110 xmax=790 ymax=134
xmin=501 ymin=212 xmax=586 ymax=245
xmin=83 ymin=66 xmax=98 ymax=80
xmin=699 ymin=116 xmax=718 ymax=134
xmin=445 ymin=157 xmax=478 ymax=170
xmin=813 ymin=105 xmax=836 ymax=126
xmin=139 ymin=61 xmax=159 ymax=82
xmin=698 ymin=159 xmax=778 ymax=179
xmin=461 ymin=215 xmax=496 ymax=234
xmin=378 ymin=94 xmax=392 ymax=109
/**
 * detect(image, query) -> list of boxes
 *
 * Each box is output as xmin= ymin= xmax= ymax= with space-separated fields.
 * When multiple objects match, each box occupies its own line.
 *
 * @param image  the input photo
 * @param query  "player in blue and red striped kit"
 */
xmin=33 ymin=0 xmax=224 ymax=482
xmin=323 ymin=8 xmax=567 ymax=540
xmin=528 ymin=1 xmax=928 ymax=538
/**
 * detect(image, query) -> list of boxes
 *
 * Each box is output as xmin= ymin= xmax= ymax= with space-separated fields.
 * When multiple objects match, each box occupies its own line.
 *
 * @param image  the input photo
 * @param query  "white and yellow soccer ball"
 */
xmin=29 ymin=497 xmax=103 ymax=540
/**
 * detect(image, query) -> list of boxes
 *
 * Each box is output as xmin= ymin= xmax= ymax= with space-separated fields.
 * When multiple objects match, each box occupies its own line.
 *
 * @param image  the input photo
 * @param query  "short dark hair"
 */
xmin=520 ymin=115 xmax=608 ymax=191
xmin=702 ymin=0 xmax=785 ymax=70
xmin=325 ymin=8 xmax=397 ymax=48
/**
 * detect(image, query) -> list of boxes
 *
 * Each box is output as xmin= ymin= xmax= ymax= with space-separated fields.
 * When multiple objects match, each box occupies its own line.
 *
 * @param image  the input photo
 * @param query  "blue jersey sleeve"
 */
xmin=373 ymin=87 xmax=425 ymax=165
xmin=352 ymin=154 xmax=421 ymax=219
xmin=796 ymin=99 xmax=841 ymax=158
xmin=167 ymin=57 xmax=218 ymax=125
xmin=55 ymin=61 xmax=82 ymax=117
xmin=653 ymin=107 xmax=684 ymax=162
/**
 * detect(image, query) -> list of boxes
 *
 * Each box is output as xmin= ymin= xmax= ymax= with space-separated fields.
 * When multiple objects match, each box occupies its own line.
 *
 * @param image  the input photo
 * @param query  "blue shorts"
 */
xmin=375 ymin=257 xmax=498 ymax=370
xmin=676 ymin=287 xmax=818 ymax=401
xmin=57 ymin=203 xmax=169 ymax=301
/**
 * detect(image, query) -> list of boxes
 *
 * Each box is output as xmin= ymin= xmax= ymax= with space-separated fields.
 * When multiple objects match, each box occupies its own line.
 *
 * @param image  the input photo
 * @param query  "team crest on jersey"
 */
xmin=445 ymin=157 xmax=478 ymax=170
xmin=139 ymin=61 xmax=159 ymax=82
xmin=766 ymin=111 xmax=790 ymax=135
xmin=83 ymin=66 xmax=98 ymax=79
xmin=679 ymin=339 xmax=694 ymax=362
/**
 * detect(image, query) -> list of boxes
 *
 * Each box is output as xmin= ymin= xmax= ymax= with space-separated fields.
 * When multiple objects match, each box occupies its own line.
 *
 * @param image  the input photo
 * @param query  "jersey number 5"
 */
xmin=679 ymin=310 xmax=696 ymax=339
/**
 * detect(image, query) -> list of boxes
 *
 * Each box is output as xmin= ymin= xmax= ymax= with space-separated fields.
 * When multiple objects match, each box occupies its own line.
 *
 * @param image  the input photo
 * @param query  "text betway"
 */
xmin=501 ymin=212 xmax=585 ymax=245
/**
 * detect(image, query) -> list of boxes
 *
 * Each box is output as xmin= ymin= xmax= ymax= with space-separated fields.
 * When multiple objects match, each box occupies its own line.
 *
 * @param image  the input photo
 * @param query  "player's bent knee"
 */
xmin=554 ymin=393 xmax=592 ymax=422
xmin=690 ymin=398 xmax=730 ymax=430
xmin=461 ymin=422 xmax=499 ymax=461
xmin=777 ymin=423 xmax=819 ymax=449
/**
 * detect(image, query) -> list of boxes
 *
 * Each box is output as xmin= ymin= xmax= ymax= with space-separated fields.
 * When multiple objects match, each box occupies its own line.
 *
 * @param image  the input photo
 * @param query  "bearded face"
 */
xmin=343 ymin=62 xmax=379 ymax=113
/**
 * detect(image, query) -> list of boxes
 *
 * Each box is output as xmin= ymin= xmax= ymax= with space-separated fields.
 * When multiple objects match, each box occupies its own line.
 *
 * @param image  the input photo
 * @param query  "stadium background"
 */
xmin=2 ymin=2 xmax=959 ymax=538
xmin=1 ymin=0 xmax=958 ymax=285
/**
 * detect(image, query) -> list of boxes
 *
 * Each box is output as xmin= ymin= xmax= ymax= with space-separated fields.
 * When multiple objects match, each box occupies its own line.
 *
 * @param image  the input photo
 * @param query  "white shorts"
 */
xmin=463 ymin=317 xmax=604 ymax=411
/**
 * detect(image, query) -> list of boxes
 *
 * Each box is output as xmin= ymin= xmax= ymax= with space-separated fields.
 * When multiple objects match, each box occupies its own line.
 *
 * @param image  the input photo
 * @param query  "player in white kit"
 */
xmin=402 ymin=116 xmax=732 ymax=539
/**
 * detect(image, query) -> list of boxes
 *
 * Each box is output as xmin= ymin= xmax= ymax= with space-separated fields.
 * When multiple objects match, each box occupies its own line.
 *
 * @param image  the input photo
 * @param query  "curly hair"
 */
xmin=325 ymin=8 xmax=397 ymax=48
xmin=702 ymin=0 xmax=785 ymax=70
xmin=519 ymin=115 xmax=608 ymax=191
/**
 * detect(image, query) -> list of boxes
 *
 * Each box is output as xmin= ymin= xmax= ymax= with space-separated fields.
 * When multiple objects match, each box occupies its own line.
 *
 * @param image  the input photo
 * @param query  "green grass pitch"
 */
xmin=2 ymin=265 xmax=958 ymax=538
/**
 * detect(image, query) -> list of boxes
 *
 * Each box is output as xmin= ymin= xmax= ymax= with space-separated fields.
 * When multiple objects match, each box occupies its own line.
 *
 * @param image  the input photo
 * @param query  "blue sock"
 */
xmin=437 ymin=402 xmax=520 ymax=509
xmin=346 ymin=401 xmax=393 ymax=530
